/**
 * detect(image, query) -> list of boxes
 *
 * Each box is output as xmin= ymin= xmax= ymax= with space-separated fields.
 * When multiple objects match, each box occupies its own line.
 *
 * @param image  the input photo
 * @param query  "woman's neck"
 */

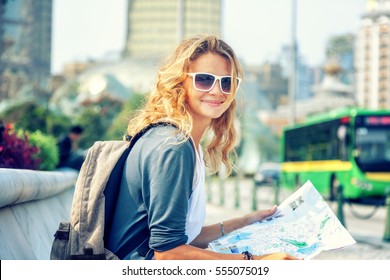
xmin=190 ymin=124 xmax=207 ymax=149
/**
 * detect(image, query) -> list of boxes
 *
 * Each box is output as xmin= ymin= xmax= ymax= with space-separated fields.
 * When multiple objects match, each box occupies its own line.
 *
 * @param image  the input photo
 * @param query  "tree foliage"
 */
xmin=105 ymin=93 xmax=146 ymax=140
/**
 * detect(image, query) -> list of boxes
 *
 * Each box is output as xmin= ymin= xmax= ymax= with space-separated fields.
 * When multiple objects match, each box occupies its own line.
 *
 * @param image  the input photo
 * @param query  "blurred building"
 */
xmin=61 ymin=62 xmax=94 ymax=81
xmin=260 ymin=63 xmax=355 ymax=135
xmin=0 ymin=0 xmax=53 ymax=101
xmin=256 ymin=63 xmax=288 ymax=109
xmin=355 ymin=0 xmax=390 ymax=109
xmin=247 ymin=45 xmax=316 ymax=111
xmin=279 ymin=45 xmax=314 ymax=101
xmin=49 ymin=57 xmax=158 ymax=117
xmin=326 ymin=33 xmax=355 ymax=85
xmin=123 ymin=0 xmax=221 ymax=58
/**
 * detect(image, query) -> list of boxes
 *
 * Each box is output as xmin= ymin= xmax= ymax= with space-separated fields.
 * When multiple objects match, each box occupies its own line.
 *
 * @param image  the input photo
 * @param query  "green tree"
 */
xmin=1 ymin=101 xmax=47 ymax=132
xmin=106 ymin=93 xmax=146 ymax=140
xmin=76 ymin=107 xmax=108 ymax=149
xmin=0 ymin=100 xmax=72 ymax=137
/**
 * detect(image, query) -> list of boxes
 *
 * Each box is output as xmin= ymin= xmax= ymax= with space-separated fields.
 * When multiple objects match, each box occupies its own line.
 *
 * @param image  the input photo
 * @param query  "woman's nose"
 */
xmin=208 ymin=79 xmax=223 ymax=95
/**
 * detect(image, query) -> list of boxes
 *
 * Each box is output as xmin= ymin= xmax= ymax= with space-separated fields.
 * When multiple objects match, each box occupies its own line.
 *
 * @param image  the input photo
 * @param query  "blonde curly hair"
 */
xmin=126 ymin=34 xmax=243 ymax=176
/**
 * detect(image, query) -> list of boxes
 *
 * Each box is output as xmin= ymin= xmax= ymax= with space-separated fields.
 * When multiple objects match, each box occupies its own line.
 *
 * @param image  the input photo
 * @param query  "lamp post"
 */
xmin=177 ymin=0 xmax=185 ymax=43
xmin=0 ymin=1 xmax=5 ymax=99
xmin=289 ymin=0 xmax=297 ymax=125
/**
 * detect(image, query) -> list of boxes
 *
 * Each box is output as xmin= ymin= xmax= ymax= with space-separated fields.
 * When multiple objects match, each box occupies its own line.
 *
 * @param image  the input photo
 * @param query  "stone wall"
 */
xmin=0 ymin=168 xmax=78 ymax=259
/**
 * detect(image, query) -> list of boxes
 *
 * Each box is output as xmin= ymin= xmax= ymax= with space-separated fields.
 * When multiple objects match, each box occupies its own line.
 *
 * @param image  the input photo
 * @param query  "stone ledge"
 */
xmin=0 ymin=168 xmax=78 ymax=208
xmin=0 ymin=188 xmax=75 ymax=259
xmin=0 ymin=168 xmax=78 ymax=259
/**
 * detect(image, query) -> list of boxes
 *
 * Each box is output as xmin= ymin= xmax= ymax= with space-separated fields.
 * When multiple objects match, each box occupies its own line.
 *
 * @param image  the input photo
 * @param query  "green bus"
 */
xmin=281 ymin=107 xmax=390 ymax=204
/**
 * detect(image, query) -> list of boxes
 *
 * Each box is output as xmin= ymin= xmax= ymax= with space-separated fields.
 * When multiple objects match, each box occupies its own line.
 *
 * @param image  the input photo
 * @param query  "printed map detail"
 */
xmin=208 ymin=180 xmax=356 ymax=259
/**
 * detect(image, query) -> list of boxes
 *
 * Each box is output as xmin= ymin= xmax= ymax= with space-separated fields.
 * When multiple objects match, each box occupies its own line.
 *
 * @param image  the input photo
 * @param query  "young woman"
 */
xmin=106 ymin=35 xmax=298 ymax=260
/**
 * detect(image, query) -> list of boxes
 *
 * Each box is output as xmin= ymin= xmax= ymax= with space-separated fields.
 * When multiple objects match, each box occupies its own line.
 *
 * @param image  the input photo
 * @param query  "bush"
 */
xmin=0 ymin=123 xmax=40 ymax=170
xmin=29 ymin=130 xmax=59 ymax=170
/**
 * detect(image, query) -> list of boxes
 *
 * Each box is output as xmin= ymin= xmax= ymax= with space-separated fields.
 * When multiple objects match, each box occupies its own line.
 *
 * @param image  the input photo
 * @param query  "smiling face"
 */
xmin=184 ymin=52 xmax=236 ymax=128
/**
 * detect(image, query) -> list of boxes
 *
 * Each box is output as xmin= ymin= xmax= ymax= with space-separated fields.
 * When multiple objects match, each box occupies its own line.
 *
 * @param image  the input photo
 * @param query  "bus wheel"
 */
xmin=330 ymin=175 xmax=339 ymax=201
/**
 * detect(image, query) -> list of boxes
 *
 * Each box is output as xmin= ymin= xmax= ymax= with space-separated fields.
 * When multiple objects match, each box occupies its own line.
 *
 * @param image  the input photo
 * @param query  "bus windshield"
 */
xmin=354 ymin=117 xmax=390 ymax=172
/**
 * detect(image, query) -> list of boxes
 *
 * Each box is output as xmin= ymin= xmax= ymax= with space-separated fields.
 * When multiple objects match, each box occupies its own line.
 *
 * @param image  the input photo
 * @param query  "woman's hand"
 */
xmin=155 ymin=244 xmax=303 ymax=260
xmin=242 ymin=205 xmax=278 ymax=225
xmin=191 ymin=205 xmax=281 ymax=249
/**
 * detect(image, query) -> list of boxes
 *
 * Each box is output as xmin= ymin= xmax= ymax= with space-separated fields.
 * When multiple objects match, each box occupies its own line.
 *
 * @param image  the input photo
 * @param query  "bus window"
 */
xmin=354 ymin=126 xmax=390 ymax=172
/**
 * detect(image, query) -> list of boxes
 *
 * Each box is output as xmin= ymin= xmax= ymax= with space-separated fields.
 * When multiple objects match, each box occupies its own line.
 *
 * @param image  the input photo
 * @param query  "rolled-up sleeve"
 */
xmin=140 ymin=137 xmax=195 ymax=252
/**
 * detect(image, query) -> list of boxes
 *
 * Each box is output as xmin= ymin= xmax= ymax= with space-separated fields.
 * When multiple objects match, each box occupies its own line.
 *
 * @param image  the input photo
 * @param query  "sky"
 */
xmin=51 ymin=0 xmax=368 ymax=74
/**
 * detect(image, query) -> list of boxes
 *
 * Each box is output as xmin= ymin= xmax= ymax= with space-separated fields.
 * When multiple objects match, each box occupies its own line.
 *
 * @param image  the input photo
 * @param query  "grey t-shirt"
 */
xmin=106 ymin=125 xmax=196 ymax=259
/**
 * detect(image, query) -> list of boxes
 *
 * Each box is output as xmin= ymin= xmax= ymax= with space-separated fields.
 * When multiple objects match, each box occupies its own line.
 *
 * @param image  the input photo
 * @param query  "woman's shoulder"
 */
xmin=138 ymin=123 xmax=193 ymax=152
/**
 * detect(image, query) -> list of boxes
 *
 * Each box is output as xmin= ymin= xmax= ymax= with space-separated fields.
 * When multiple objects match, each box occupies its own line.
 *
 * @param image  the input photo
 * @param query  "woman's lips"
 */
xmin=202 ymin=100 xmax=224 ymax=107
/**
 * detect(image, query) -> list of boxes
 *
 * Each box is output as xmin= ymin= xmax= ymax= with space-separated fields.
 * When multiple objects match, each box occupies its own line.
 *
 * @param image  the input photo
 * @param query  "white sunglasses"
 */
xmin=187 ymin=72 xmax=241 ymax=94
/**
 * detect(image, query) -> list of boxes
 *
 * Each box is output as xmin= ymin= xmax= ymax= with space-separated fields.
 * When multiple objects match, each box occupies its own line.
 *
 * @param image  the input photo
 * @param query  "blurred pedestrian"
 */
xmin=56 ymin=125 xmax=84 ymax=171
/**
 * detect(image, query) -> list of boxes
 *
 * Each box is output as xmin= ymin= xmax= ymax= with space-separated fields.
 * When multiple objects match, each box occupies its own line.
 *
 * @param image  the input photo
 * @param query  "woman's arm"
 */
xmin=190 ymin=206 xmax=278 ymax=249
xmin=154 ymin=243 xmax=299 ymax=260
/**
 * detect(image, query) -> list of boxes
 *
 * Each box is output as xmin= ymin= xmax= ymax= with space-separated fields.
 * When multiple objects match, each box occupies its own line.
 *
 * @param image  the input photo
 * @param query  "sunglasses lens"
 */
xmin=220 ymin=77 xmax=232 ymax=93
xmin=194 ymin=74 xmax=215 ymax=91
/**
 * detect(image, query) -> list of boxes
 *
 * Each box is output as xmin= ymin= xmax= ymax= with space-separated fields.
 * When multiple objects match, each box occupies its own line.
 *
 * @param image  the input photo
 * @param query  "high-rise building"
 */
xmin=123 ymin=0 xmax=221 ymax=58
xmin=256 ymin=62 xmax=288 ymax=109
xmin=259 ymin=62 xmax=355 ymax=136
xmin=355 ymin=0 xmax=390 ymax=109
xmin=279 ymin=44 xmax=314 ymax=101
xmin=0 ymin=0 xmax=52 ymax=101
